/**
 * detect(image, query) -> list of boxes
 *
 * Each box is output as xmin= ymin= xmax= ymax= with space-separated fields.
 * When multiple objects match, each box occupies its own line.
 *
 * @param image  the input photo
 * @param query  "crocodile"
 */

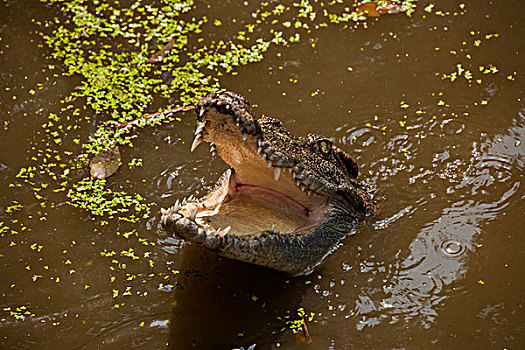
xmin=161 ymin=91 xmax=374 ymax=275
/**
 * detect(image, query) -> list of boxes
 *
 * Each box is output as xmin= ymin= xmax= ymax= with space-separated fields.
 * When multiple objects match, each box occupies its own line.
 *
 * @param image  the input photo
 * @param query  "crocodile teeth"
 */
xmin=189 ymin=208 xmax=198 ymax=221
xmin=257 ymin=146 xmax=262 ymax=154
xmin=199 ymin=109 xmax=205 ymax=117
xmin=217 ymin=226 xmax=231 ymax=238
xmin=190 ymin=135 xmax=203 ymax=152
xmin=161 ymin=208 xmax=167 ymax=215
xmin=273 ymin=167 xmax=281 ymax=181
xmin=242 ymin=132 xmax=248 ymax=141
xmin=300 ymin=184 xmax=306 ymax=192
xmin=194 ymin=121 xmax=205 ymax=135
xmin=267 ymin=161 xmax=272 ymax=168
xmin=173 ymin=199 xmax=180 ymax=211
xmin=308 ymin=189 xmax=312 ymax=196
xmin=269 ymin=224 xmax=275 ymax=233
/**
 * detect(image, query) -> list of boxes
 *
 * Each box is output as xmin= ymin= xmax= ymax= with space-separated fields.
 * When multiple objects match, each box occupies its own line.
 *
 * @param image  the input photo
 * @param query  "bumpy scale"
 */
xmin=161 ymin=91 xmax=374 ymax=275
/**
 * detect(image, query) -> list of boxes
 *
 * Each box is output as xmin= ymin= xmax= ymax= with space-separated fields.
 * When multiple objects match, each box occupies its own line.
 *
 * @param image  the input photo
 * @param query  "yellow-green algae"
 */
xmin=3 ymin=0 xmax=420 ymax=324
xmin=24 ymin=0 xmax=418 ymax=219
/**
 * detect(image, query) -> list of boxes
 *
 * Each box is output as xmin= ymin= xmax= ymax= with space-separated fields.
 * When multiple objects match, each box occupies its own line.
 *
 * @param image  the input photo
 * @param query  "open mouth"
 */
xmin=161 ymin=91 xmax=372 ymax=275
xmin=172 ymin=168 xmax=326 ymax=239
xmin=163 ymin=94 xmax=328 ymax=241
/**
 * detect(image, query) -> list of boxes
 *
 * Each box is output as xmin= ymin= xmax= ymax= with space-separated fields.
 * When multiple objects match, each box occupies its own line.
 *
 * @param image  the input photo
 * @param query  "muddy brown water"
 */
xmin=1 ymin=0 xmax=524 ymax=349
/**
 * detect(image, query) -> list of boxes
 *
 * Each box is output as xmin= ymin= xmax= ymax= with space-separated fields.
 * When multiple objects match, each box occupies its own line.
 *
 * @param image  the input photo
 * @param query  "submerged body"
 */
xmin=161 ymin=91 xmax=374 ymax=275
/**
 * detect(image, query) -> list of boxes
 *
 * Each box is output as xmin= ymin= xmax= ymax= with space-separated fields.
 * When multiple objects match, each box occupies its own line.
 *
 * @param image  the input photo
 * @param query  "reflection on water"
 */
xmin=347 ymin=124 xmax=523 ymax=330
xmin=1 ymin=0 xmax=524 ymax=349
xmin=306 ymin=122 xmax=523 ymax=342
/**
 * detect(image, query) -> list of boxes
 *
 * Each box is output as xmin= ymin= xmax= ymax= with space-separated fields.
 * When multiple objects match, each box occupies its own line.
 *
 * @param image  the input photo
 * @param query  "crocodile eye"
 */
xmin=317 ymin=139 xmax=332 ymax=156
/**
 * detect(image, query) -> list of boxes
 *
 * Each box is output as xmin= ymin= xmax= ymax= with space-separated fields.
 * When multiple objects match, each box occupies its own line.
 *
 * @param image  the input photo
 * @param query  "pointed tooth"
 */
xmin=211 ymin=151 xmax=217 ymax=156
xmin=273 ymin=167 xmax=281 ymax=181
xmin=300 ymin=184 xmax=306 ymax=192
xmin=161 ymin=208 xmax=167 ymax=215
xmin=191 ymin=135 xmax=203 ymax=152
xmin=257 ymin=138 xmax=262 ymax=146
xmin=242 ymin=132 xmax=248 ymax=141
xmin=194 ymin=122 xmax=205 ymax=135
xmin=296 ymin=180 xmax=301 ymax=187
xmin=308 ymin=189 xmax=312 ymax=196
xmin=189 ymin=208 xmax=198 ymax=221
xmin=269 ymin=224 xmax=275 ymax=233
xmin=257 ymin=146 xmax=262 ymax=154
xmin=267 ymin=161 xmax=272 ymax=168
xmin=217 ymin=226 xmax=232 ymax=238
xmin=223 ymin=226 xmax=232 ymax=234
xmin=199 ymin=109 xmax=205 ymax=117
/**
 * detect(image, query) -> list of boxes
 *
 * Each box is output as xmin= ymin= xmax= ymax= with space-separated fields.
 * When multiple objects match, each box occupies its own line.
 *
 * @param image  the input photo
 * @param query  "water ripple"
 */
xmin=346 ymin=125 xmax=523 ymax=329
xmin=439 ymin=239 xmax=467 ymax=259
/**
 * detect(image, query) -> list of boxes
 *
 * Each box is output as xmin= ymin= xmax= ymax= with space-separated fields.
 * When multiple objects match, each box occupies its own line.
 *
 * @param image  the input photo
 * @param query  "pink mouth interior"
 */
xmin=180 ymin=170 xmax=326 ymax=236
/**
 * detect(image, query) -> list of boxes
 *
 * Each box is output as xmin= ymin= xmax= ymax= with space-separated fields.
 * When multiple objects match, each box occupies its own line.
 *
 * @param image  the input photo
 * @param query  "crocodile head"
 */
xmin=161 ymin=91 xmax=374 ymax=275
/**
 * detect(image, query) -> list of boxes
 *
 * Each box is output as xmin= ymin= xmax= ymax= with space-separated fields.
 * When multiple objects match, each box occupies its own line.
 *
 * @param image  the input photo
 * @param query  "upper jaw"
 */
xmin=194 ymin=91 xmax=261 ymax=146
xmin=188 ymin=91 xmax=374 ymax=219
xmin=190 ymin=93 xmax=328 ymax=209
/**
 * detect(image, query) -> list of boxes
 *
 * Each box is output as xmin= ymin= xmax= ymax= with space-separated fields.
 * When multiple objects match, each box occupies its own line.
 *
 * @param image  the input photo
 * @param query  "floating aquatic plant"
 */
xmin=28 ymin=0 xmax=416 ymax=219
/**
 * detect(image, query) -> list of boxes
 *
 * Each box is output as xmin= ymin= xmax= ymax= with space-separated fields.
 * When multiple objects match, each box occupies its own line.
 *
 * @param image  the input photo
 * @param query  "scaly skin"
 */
xmin=161 ymin=91 xmax=374 ymax=275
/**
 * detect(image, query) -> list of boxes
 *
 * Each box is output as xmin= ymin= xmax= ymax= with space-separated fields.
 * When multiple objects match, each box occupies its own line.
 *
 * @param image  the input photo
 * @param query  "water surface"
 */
xmin=1 ymin=0 xmax=524 ymax=349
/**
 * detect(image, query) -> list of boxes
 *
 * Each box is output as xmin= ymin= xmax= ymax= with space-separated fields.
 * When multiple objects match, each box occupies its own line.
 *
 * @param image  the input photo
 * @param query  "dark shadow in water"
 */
xmin=168 ymin=244 xmax=309 ymax=349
